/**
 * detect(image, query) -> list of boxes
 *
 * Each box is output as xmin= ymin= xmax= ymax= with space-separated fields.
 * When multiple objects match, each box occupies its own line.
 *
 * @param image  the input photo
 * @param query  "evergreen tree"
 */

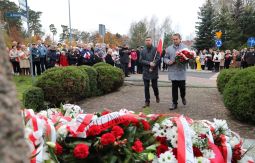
xmin=194 ymin=0 xmax=215 ymax=50
xmin=214 ymin=5 xmax=240 ymax=49
xmin=129 ymin=20 xmax=148 ymax=48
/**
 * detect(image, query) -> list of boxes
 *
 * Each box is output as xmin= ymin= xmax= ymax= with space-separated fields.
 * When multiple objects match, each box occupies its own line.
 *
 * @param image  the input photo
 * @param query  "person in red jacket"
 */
xmin=130 ymin=49 xmax=138 ymax=74
xmin=59 ymin=51 xmax=69 ymax=67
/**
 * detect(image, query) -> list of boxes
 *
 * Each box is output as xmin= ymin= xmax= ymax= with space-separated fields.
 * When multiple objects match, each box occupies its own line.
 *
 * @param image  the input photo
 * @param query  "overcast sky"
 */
xmin=11 ymin=0 xmax=206 ymax=40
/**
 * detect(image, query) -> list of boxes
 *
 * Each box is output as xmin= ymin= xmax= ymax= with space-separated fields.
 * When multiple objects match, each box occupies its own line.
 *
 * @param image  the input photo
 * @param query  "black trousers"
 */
xmin=121 ymin=63 xmax=129 ymax=76
xmin=11 ymin=61 xmax=20 ymax=73
xmin=143 ymin=79 xmax=159 ymax=102
xmin=172 ymin=80 xmax=186 ymax=105
xmin=201 ymin=65 xmax=205 ymax=70
xmin=40 ymin=56 xmax=46 ymax=73
xmin=214 ymin=62 xmax=220 ymax=72
xmin=33 ymin=61 xmax=41 ymax=76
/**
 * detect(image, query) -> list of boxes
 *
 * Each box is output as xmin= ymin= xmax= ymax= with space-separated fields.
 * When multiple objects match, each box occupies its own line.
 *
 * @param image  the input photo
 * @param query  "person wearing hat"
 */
xmin=244 ymin=47 xmax=255 ymax=67
xmin=30 ymin=43 xmax=41 ymax=76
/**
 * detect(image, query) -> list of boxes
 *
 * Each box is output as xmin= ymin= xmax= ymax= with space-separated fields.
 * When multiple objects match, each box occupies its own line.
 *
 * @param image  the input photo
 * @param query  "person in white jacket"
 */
xmin=213 ymin=50 xmax=221 ymax=72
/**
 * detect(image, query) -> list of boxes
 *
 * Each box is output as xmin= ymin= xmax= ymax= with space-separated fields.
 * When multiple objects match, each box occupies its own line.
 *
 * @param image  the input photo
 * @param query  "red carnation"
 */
xmin=73 ymin=143 xmax=89 ymax=159
xmin=122 ymin=120 xmax=131 ymax=126
xmin=156 ymin=144 xmax=169 ymax=156
xmin=54 ymin=143 xmax=63 ymax=155
xmin=111 ymin=126 xmax=124 ymax=138
xmin=156 ymin=136 xmax=167 ymax=145
xmin=86 ymin=126 xmax=101 ymax=136
xmin=132 ymin=140 xmax=144 ymax=153
xmin=141 ymin=120 xmax=150 ymax=130
xmin=172 ymin=148 xmax=178 ymax=159
xmin=101 ymin=133 xmax=116 ymax=145
xmin=193 ymin=146 xmax=203 ymax=157
xmin=199 ymin=134 xmax=207 ymax=139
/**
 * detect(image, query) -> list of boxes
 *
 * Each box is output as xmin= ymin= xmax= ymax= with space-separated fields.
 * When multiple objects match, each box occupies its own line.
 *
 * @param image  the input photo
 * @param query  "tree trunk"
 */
xmin=0 ymin=31 xmax=28 ymax=162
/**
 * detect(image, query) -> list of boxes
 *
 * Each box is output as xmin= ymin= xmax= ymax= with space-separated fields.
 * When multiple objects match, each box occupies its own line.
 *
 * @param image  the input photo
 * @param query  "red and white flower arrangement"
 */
xmin=22 ymin=104 xmax=254 ymax=163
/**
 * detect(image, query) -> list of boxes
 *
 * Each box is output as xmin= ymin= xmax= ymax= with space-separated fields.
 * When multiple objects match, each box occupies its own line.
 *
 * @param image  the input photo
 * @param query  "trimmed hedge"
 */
xmin=35 ymin=66 xmax=90 ymax=106
xmin=223 ymin=66 xmax=255 ymax=123
xmin=93 ymin=62 xmax=112 ymax=68
xmin=217 ymin=68 xmax=240 ymax=94
xmin=94 ymin=65 xmax=124 ymax=94
xmin=77 ymin=65 xmax=101 ymax=96
xmin=23 ymin=87 xmax=44 ymax=111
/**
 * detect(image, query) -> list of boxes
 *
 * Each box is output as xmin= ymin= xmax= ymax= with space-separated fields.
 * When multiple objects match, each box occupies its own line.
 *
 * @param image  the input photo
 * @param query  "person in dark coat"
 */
xmin=119 ymin=45 xmax=130 ymax=77
xmin=46 ymin=45 xmax=59 ymax=69
xmin=30 ymin=43 xmax=41 ymax=76
xmin=245 ymin=47 xmax=255 ymax=67
xmin=136 ymin=46 xmax=143 ymax=74
xmin=139 ymin=36 xmax=160 ymax=107
xmin=105 ymin=48 xmax=114 ymax=66
xmin=68 ymin=48 xmax=80 ymax=66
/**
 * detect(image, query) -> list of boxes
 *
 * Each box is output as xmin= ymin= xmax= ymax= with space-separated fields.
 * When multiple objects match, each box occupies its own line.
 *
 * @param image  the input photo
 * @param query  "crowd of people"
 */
xmin=7 ymin=40 xmax=143 ymax=76
xmin=7 ymin=40 xmax=255 ymax=77
xmin=194 ymin=47 xmax=255 ymax=72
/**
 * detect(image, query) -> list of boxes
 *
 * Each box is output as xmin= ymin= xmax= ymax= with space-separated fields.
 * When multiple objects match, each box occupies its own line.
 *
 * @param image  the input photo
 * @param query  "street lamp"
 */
xmin=68 ymin=0 xmax=72 ymax=46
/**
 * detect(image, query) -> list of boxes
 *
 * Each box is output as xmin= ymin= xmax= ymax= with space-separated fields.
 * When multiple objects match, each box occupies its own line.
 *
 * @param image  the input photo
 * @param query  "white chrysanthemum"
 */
xmin=213 ymin=119 xmax=231 ymax=136
xmin=47 ymin=108 xmax=59 ymax=116
xmin=202 ymin=149 xmax=215 ymax=159
xmin=195 ymin=157 xmax=210 ymax=163
xmin=166 ymin=128 xmax=177 ymax=141
xmin=238 ymin=155 xmax=254 ymax=163
xmin=152 ymin=123 xmax=166 ymax=137
xmin=162 ymin=119 xmax=174 ymax=127
xmin=158 ymin=151 xmax=177 ymax=163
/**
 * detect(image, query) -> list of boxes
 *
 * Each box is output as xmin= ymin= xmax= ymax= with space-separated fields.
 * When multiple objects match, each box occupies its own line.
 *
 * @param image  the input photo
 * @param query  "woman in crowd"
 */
xmin=59 ymin=51 xmax=69 ymax=67
xmin=200 ymin=49 xmax=206 ymax=70
xmin=219 ymin=50 xmax=225 ymax=71
xmin=224 ymin=50 xmax=232 ymax=69
xmin=46 ymin=45 xmax=59 ymax=69
xmin=105 ymin=48 xmax=114 ymax=66
xmin=112 ymin=48 xmax=121 ymax=68
xmin=68 ymin=47 xmax=80 ymax=66
xmin=19 ymin=45 xmax=30 ymax=75
xmin=130 ymin=49 xmax=138 ymax=74
xmin=9 ymin=45 xmax=20 ymax=75
xmin=213 ymin=50 xmax=221 ymax=72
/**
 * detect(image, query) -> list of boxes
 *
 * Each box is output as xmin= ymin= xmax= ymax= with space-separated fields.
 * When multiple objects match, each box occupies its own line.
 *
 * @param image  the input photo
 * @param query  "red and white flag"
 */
xmin=157 ymin=37 xmax=163 ymax=56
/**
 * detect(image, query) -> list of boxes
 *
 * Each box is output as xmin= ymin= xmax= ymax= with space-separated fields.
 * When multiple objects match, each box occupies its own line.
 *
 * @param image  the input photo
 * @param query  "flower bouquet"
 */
xmin=22 ymin=104 xmax=254 ymax=163
xmin=175 ymin=48 xmax=195 ymax=64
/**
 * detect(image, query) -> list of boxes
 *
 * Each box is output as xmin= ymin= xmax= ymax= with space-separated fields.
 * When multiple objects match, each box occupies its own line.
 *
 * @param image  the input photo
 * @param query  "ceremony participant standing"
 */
xmin=30 ymin=43 xmax=41 ymax=76
xmin=37 ymin=40 xmax=47 ymax=73
xmin=120 ymin=45 xmax=130 ymax=77
xmin=164 ymin=33 xmax=188 ymax=110
xmin=140 ymin=37 xmax=160 ymax=107
xmin=245 ymin=47 xmax=255 ymax=67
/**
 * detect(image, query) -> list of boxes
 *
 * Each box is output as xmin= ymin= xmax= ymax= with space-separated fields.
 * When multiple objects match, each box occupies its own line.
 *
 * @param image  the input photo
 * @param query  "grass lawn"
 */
xmin=13 ymin=76 xmax=35 ymax=101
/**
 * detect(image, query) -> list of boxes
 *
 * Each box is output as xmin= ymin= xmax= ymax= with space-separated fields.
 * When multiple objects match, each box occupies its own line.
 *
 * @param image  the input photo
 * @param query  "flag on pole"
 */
xmin=157 ymin=36 xmax=163 ymax=56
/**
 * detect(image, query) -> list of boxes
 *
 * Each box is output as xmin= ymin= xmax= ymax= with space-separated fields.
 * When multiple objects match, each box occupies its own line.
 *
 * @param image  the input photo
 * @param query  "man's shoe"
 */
xmin=125 ymin=75 xmax=130 ymax=77
xmin=182 ymin=98 xmax=187 ymax=105
xmin=143 ymin=102 xmax=150 ymax=108
xmin=156 ymin=96 xmax=160 ymax=103
xmin=169 ymin=104 xmax=177 ymax=110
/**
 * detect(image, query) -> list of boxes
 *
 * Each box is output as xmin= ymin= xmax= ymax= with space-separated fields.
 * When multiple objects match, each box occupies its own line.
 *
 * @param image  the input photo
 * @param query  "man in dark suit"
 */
xmin=140 ymin=36 xmax=160 ymax=107
xmin=119 ymin=45 xmax=130 ymax=77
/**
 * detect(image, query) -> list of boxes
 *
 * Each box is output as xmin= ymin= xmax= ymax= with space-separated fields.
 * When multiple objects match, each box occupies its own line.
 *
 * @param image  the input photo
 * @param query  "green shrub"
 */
xmin=93 ymin=62 xmax=112 ymax=68
xmin=223 ymin=67 xmax=255 ymax=123
xmin=23 ymin=86 xmax=44 ymax=111
xmin=94 ymin=65 xmax=124 ymax=94
xmin=217 ymin=68 xmax=240 ymax=94
xmin=77 ymin=65 xmax=101 ymax=96
xmin=35 ymin=66 xmax=89 ymax=106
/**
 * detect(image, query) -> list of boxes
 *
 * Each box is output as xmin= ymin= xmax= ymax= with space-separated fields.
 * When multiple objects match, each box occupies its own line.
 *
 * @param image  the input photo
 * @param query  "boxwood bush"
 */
xmin=77 ymin=65 xmax=101 ymax=96
xmin=94 ymin=65 xmax=124 ymax=94
xmin=223 ymin=66 xmax=255 ymax=123
xmin=23 ymin=86 xmax=44 ymax=111
xmin=35 ymin=66 xmax=90 ymax=106
xmin=217 ymin=68 xmax=240 ymax=94
xmin=93 ymin=62 xmax=112 ymax=68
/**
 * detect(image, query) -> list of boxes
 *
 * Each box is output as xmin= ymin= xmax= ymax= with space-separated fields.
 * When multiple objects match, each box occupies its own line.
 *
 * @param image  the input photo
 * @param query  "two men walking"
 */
xmin=140 ymin=34 xmax=188 ymax=110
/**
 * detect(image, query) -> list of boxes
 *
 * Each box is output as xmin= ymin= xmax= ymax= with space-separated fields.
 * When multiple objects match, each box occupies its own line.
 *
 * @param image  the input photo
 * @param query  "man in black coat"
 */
xmin=119 ymin=45 xmax=130 ymax=77
xmin=140 ymin=36 xmax=161 ymax=107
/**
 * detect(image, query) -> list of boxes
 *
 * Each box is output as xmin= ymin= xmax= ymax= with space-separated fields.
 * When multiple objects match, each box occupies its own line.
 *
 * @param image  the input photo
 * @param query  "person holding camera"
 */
xmin=213 ymin=50 xmax=221 ymax=72
xmin=140 ymin=36 xmax=160 ymax=107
